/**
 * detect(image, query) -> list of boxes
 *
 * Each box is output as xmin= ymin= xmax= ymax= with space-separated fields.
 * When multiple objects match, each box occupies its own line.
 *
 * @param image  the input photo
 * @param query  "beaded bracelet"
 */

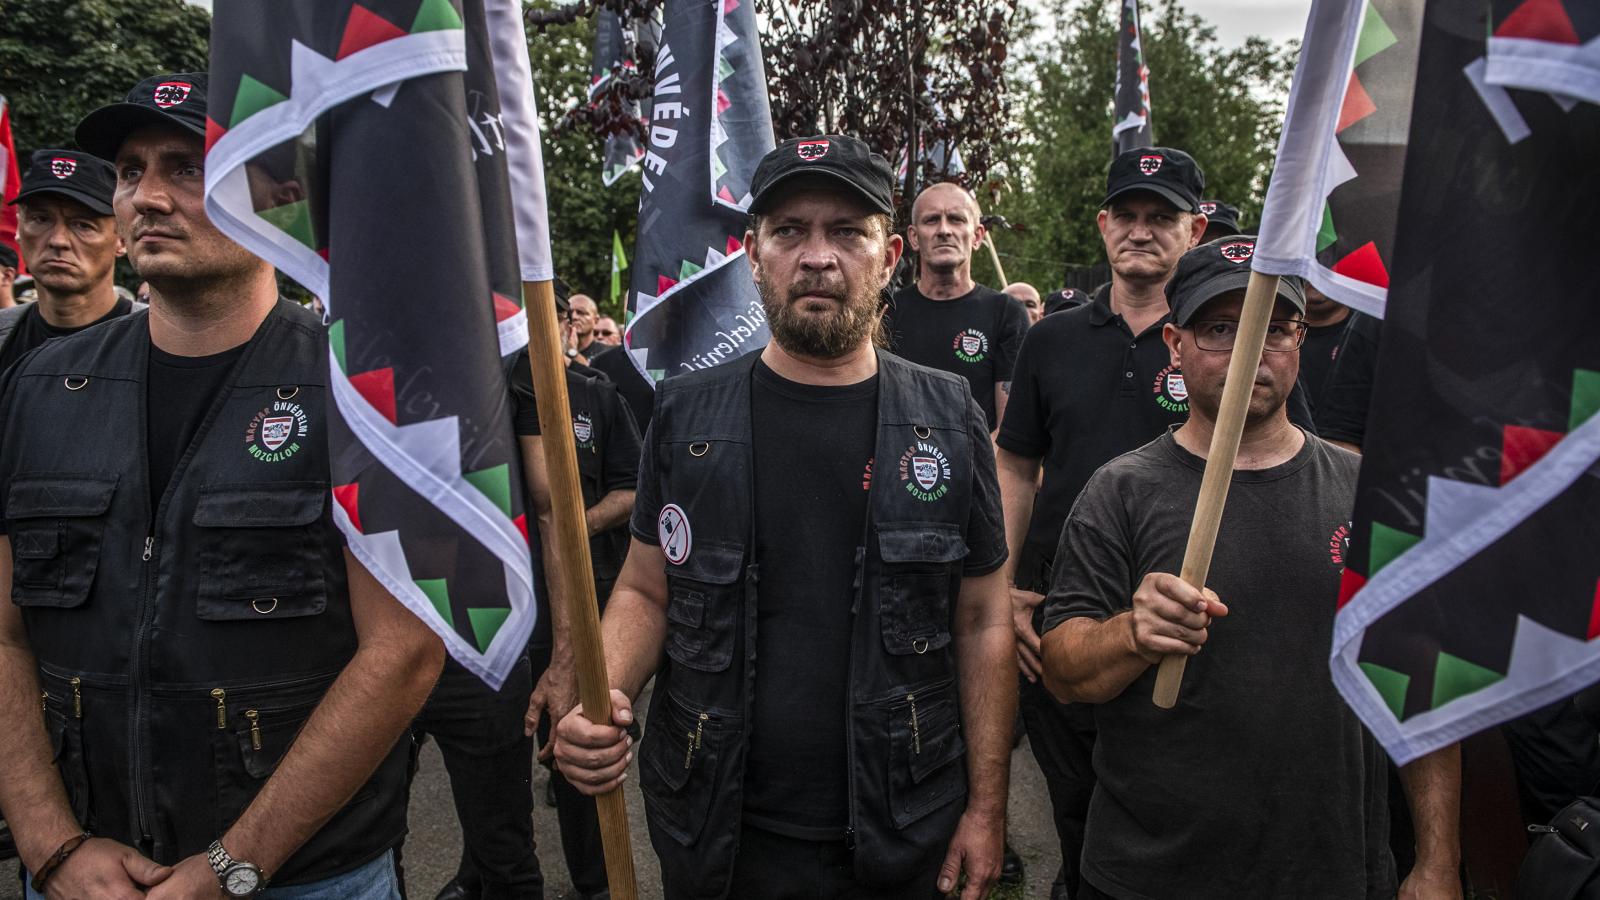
xmin=30 ymin=832 xmax=91 ymax=892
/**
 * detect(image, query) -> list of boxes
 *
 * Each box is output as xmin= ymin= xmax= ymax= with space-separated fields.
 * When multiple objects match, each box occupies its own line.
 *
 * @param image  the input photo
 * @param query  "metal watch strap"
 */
xmin=207 ymin=839 xmax=264 ymax=896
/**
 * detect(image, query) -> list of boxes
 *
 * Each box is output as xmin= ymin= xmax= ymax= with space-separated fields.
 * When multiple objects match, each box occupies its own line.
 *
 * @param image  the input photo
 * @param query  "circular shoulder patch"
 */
xmin=658 ymin=503 xmax=692 ymax=565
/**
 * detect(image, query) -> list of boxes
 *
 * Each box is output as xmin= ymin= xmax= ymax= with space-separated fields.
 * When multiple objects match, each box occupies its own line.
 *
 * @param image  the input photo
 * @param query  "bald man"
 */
xmin=885 ymin=182 xmax=1029 ymax=433
xmin=565 ymin=293 xmax=601 ymax=364
xmin=1005 ymin=282 xmax=1043 ymax=327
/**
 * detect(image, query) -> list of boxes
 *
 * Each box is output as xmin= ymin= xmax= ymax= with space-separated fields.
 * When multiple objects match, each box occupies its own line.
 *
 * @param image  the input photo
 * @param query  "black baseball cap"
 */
xmin=1102 ymin=147 xmax=1205 ymax=213
xmin=1166 ymin=235 xmax=1305 ymax=327
xmin=76 ymin=72 xmax=209 ymax=161
xmin=10 ymin=150 xmax=116 ymax=216
xmin=0 ymin=244 xmax=16 ymax=269
xmin=1197 ymin=199 xmax=1240 ymax=232
xmin=1044 ymin=288 xmax=1090 ymax=316
xmin=749 ymin=135 xmax=895 ymax=218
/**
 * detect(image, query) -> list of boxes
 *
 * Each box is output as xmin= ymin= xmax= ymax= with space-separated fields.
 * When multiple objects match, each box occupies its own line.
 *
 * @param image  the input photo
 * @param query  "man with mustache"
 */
xmin=0 ymin=73 xmax=445 ymax=899
xmin=0 ymin=149 xmax=142 ymax=373
xmin=885 ymin=182 xmax=1029 ymax=435
xmin=553 ymin=135 xmax=1015 ymax=900
xmin=1037 ymin=237 xmax=1460 ymax=900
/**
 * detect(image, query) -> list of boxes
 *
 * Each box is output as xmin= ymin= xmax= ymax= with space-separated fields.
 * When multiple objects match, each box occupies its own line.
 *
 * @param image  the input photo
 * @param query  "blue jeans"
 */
xmin=27 ymin=850 xmax=400 ymax=900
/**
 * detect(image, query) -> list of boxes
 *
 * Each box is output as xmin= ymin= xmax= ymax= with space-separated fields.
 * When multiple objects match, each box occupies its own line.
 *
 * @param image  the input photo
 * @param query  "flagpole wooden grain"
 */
xmin=522 ymin=279 xmax=638 ymax=900
xmin=1152 ymin=270 xmax=1282 ymax=709
xmin=983 ymin=233 xmax=1009 ymax=287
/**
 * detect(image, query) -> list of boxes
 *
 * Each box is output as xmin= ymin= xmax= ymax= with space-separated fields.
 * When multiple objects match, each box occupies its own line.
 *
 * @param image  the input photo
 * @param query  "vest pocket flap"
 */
xmin=194 ymin=483 xmax=327 ymax=528
xmin=878 ymin=523 xmax=968 ymax=565
xmin=7 ymin=476 xmax=117 ymax=518
xmin=12 ymin=526 xmax=60 ymax=560
xmin=666 ymin=542 xmax=743 ymax=585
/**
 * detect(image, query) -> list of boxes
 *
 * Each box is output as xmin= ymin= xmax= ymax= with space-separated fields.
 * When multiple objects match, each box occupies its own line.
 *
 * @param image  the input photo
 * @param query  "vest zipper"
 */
xmin=211 ymin=689 xmax=227 ymax=729
xmin=682 ymin=712 xmax=707 ymax=769
xmin=245 ymin=710 xmax=262 ymax=751
xmin=70 ymin=677 xmax=83 ymax=719
xmin=907 ymin=693 xmax=921 ymax=755
xmin=141 ymin=536 xmax=152 ymax=561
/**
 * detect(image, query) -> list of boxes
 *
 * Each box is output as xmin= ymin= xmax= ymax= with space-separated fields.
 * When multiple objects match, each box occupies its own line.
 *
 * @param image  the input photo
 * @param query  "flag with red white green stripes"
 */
xmin=1252 ymin=0 xmax=1423 ymax=318
xmin=203 ymin=0 xmax=549 ymax=688
xmin=1326 ymin=0 xmax=1600 ymax=764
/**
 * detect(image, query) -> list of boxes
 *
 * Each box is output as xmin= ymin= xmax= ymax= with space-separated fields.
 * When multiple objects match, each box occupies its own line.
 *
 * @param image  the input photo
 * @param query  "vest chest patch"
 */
xmin=245 ymin=401 xmax=310 ymax=463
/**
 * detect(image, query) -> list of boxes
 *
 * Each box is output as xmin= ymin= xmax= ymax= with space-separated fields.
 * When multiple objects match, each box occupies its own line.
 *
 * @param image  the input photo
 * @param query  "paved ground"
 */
xmin=0 ymin=683 xmax=1062 ymax=899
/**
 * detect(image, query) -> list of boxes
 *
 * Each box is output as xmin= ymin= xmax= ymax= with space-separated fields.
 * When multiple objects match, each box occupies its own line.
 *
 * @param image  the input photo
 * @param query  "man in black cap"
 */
xmin=0 ymin=244 xmax=18 ymax=309
xmin=0 ymin=72 xmax=444 ymax=900
xmin=1197 ymin=198 xmax=1241 ymax=242
xmin=553 ymin=134 xmax=1015 ymax=900
xmin=1042 ymin=287 xmax=1090 ymax=318
xmin=994 ymin=145 xmax=1209 ymax=900
xmin=0 ymin=149 xmax=142 ymax=374
xmin=885 ymin=181 xmax=1030 ymax=434
xmin=1037 ymin=236 xmax=1461 ymax=900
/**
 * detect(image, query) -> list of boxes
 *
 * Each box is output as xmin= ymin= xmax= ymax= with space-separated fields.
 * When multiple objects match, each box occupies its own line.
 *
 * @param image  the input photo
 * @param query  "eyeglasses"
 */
xmin=1190 ymin=318 xmax=1307 ymax=352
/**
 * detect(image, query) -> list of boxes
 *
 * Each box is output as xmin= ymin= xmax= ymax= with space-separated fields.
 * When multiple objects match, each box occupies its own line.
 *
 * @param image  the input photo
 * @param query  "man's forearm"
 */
xmin=221 ymin=630 xmax=443 ymax=873
xmin=1039 ymin=614 xmax=1149 ymax=703
xmin=955 ymin=574 xmax=1017 ymax=814
xmin=994 ymin=448 xmax=1040 ymax=586
xmin=1400 ymin=743 xmax=1462 ymax=873
xmin=598 ymin=587 xmax=668 ymax=702
xmin=585 ymin=489 xmax=635 ymax=537
xmin=0 ymin=639 xmax=81 ymax=872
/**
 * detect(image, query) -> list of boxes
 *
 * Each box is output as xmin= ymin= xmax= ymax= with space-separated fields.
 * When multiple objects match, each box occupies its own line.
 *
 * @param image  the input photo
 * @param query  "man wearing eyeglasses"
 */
xmin=1035 ymin=237 xmax=1462 ymax=900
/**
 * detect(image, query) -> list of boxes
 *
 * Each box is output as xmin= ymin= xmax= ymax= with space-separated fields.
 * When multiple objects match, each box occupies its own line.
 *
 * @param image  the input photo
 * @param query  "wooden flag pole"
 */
xmin=983 ymin=233 xmax=1009 ymax=287
xmin=521 ymin=279 xmax=638 ymax=899
xmin=1151 ymin=269 xmax=1282 ymax=709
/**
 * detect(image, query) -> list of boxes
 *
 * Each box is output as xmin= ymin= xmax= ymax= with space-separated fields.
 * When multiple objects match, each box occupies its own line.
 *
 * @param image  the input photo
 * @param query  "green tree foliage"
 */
xmin=0 ymin=0 xmax=211 ymax=157
xmin=983 ymin=0 xmax=1296 ymax=293
xmin=525 ymin=0 xmax=639 ymax=319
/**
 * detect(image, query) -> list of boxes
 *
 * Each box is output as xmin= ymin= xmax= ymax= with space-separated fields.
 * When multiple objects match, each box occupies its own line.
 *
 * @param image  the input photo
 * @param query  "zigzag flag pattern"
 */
xmin=1112 ymin=0 xmax=1155 ymax=156
xmin=588 ymin=8 xmax=657 ymax=186
xmin=1323 ymin=0 xmax=1600 ymax=764
xmin=1486 ymin=0 xmax=1600 ymax=107
xmin=621 ymin=0 xmax=774 ymax=386
xmin=204 ymin=0 xmax=552 ymax=688
xmin=1253 ymin=0 xmax=1423 ymax=319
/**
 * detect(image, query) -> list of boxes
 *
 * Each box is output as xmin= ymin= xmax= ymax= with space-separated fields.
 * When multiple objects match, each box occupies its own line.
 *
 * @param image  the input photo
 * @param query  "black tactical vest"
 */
xmin=639 ymin=350 xmax=975 ymax=898
xmin=1 ymin=301 xmax=407 ymax=884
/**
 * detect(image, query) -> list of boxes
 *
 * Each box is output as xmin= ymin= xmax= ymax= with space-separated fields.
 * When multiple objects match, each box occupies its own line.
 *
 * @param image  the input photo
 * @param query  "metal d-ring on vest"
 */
xmin=277 ymin=386 xmax=299 ymax=400
xmin=63 ymin=376 xmax=88 ymax=391
xmin=252 ymin=598 xmax=279 ymax=615
xmin=913 ymin=425 xmax=931 ymax=439
xmin=689 ymin=442 xmax=709 ymax=457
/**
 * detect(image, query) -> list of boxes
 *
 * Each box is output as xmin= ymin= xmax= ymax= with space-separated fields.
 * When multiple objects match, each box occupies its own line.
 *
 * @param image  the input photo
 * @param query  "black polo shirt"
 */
xmin=885 ymin=282 xmax=1030 ymax=431
xmin=998 ymin=284 xmax=1318 ymax=591
xmin=998 ymin=285 xmax=1190 ymax=590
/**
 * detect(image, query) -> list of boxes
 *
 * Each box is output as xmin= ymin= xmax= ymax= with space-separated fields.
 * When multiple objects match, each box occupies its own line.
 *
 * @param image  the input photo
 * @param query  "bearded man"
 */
xmin=552 ymin=135 xmax=1015 ymax=900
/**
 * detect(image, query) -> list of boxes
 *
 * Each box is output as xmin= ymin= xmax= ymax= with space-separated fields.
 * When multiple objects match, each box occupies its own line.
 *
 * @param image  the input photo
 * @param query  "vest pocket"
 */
xmin=192 ymin=483 xmax=328 ymax=621
xmin=663 ymin=542 xmax=742 ymax=673
xmin=877 ymin=523 xmax=968 ymax=656
xmin=6 ymin=475 xmax=117 ymax=609
xmin=640 ymin=688 xmax=737 ymax=847
xmin=41 ymin=692 xmax=93 ymax=826
xmin=884 ymin=680 xmax=966 ymax=829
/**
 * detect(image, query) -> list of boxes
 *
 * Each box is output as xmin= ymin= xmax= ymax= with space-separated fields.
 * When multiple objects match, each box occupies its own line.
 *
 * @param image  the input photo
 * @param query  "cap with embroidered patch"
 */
xmin=749 ymin=135 xmax=895 ymax=218
xmin=1197 ymin=199 xmax=1240 ymax=233
xmin=1166 ymin=235 xmax=1305 ymax=326
xmin=1102 ymin=146 xmax=1205 ymax=213
xmin=11 ymin=150 xmax=116 ymax=216
xmin=76 ymin=72 xmax=209 ymax=161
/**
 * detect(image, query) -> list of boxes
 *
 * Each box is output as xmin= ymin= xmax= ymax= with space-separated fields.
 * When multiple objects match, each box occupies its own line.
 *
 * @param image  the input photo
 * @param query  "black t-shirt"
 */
xmin=587 ymin=343 xmax=657 ymax=433
xmin=0 ymin=298 xmax=134 ymax=374
xmin=1041 ymin=431 xmax=1393 ymax=900
xmin=999 ymin=285 xmax=1321 ymax=592
xmin=885 ymin=283 xmax=1028 ymax=431
xmin=1299 ymin=315 xmax=1352 ymax=420
xmin=1317 ymin=312 xmax=1382 ymax=448
xmin=744 ymin=358 xmax=877 ymax=838
xmin=147 ymin=343 xmax=248 ymax=508
xmin=628 ymin=356 xmax=1010 ymax=841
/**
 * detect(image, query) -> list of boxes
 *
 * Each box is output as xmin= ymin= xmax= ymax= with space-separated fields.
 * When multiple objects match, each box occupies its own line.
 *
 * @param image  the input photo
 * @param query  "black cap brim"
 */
xmin=1101 ymin=183 xmax=1197 ymax=213
xmin=9 ymin=184 xmax=114 ymax=216
xmin=748 ymin=167 xmax=894 ymax=217
xmin=1173 ymin=271 xmax=1305 ymax=326
xmin=75 ymin=103 xmax=205 ymax=161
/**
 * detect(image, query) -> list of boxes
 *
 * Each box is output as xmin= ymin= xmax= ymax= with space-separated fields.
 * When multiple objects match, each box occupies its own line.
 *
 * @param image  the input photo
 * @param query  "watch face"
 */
xmin=225 ymin=866 xmax=260 ymax=896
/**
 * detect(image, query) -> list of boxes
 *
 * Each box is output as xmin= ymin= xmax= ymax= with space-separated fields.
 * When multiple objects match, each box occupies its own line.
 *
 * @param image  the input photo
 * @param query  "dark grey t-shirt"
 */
xmin=1041 ymin=428 xmax=1394 ymax=900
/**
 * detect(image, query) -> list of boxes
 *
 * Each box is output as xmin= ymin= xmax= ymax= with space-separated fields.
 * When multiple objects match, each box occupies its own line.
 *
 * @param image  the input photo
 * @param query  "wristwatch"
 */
xmin=564 ymin=348 xmax=579 ymax=359
xmin=207 ymin=839 xmax=265 ymax=897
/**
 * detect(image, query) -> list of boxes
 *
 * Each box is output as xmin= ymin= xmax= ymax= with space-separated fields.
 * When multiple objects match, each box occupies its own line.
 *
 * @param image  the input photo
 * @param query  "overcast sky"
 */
xmin=184 ymin=1 xmax=1312 ymax=48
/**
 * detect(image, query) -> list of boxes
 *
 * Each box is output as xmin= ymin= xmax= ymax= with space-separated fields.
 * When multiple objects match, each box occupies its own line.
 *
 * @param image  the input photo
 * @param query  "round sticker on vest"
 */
xmin=953 ymin=328 xmax=989 ymax=363
xmin=658 ymin=503 xmax=692 ymax=564
xmin=245 ymin=401 xmax=310 ymax=462
xmin=1152 ymin=364 xmax=1189 ymax=413
xmin=898 ymin=440 xmax=951 ymax=502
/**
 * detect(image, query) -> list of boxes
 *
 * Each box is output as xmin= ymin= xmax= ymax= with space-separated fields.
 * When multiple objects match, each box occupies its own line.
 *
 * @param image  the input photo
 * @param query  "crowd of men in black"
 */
xmin=0 ymin=67 xmax=1592 ymax=900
